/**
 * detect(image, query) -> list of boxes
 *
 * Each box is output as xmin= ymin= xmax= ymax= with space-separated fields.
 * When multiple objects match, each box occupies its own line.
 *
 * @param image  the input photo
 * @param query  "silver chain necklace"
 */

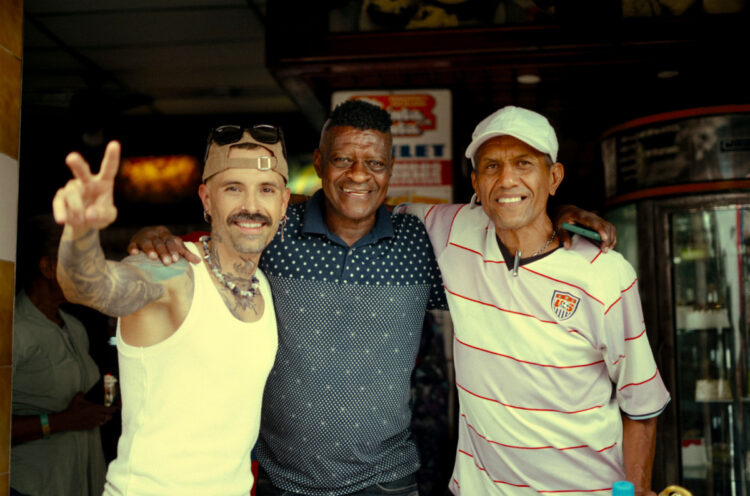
xmin=200 ymin=236 xmax=260 ymax=298
xmin=513 ymin=229 xmax=557 ymax=277
xmin=533 ymin=229 xmax=557 ymax=257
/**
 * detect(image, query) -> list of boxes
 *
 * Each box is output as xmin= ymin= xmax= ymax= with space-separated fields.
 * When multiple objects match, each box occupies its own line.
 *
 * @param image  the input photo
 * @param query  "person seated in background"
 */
xmin=11 ymin=214 xmax=116 ymax=496
xmin=52 ymin=125 xmax=289 ymax=495
xmin=399 ymin=106 xmax=670 ymax=495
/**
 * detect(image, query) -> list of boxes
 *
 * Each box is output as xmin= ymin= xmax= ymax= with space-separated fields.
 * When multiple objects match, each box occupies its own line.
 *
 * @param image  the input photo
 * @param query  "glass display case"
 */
xmin=670 ymin=205 xmax=749 ymax=494
xmin=608 ymin=196 xmax=750 ymax=494
xmin=602 ymin=107 xmax=750 ymax=492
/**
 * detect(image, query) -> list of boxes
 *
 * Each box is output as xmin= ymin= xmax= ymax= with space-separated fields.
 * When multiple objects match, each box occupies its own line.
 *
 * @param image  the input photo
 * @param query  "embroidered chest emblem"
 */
xmin=551 ymin=290 xmax=580 ymax=321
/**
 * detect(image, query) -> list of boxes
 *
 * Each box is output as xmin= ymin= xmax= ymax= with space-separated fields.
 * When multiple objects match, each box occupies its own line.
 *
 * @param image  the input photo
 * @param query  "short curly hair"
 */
xmin=327 ymin=100 xmax=392 ymax=133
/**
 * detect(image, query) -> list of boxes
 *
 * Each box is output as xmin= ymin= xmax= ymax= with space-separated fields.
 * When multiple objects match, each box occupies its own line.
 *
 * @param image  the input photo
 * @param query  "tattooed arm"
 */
xmin=57 ymin=224 xmax=194 ymax=347
xmin=53 ymin=140 xmax=157 ymax=316
xmin=52 ymin=141 xmax=184 ymax=309
xmin=54 ymin=141 xmax=195 ymax=345
xmin=57 ymin=227 xmax=183 ymax=317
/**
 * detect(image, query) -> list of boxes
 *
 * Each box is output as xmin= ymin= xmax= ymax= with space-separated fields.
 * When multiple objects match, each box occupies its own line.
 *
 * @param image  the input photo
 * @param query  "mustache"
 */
xmin=341 ymin=183 xmax=374 ymax=191
xmin=226 ymin=211 xmax=272 ymax=226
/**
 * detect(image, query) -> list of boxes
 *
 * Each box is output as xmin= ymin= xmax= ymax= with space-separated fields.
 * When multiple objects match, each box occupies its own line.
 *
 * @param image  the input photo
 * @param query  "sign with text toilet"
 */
xmin=332 ymin=89 xmax=453 ymax=204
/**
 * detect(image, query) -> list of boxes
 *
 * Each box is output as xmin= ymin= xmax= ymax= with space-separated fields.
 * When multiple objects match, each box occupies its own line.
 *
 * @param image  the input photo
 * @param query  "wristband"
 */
xmin=40 ymin=413 xmax=51 ymax=438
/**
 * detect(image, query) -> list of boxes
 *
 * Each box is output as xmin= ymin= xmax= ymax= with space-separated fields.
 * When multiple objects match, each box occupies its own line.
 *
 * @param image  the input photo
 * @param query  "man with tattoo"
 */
xmin=130 ymin=101 xmax=618 ymax=496
xmin=52 ymin=125 xmax=290 ymax=495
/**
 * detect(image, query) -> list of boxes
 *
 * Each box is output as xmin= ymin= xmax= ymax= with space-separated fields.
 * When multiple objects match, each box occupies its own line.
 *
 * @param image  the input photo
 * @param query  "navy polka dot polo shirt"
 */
xmin=255 ymin=190 xmax=446 ymax=495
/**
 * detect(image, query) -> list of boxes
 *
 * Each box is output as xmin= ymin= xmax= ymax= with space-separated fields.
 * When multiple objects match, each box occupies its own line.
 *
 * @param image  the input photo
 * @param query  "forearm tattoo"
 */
xmin=58 ymin=229 xmax=165 ymax=317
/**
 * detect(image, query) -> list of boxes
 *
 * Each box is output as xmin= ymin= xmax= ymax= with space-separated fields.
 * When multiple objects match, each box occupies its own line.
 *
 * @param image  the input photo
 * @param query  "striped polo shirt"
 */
xmin=405 ymin=201 xmax=670 ymax=495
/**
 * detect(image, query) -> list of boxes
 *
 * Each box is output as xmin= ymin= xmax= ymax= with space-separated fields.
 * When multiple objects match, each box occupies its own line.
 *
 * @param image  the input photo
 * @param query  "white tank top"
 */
xmin=105 ymin=243 xmax=277 ymax=496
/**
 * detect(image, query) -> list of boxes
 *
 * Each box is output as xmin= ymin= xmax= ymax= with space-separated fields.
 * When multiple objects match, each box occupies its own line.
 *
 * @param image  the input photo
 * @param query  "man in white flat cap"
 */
xmin=399 ymin=106 xmax=670 ymax=495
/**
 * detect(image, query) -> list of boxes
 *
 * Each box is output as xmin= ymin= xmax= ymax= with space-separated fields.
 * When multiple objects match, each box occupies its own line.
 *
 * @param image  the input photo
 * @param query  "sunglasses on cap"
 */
xmin=204 ymin=124 xmax=287 ymax=162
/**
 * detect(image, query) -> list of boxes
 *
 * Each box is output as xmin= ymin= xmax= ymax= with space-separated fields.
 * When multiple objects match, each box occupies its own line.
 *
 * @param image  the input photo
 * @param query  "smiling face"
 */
xmin=471 ymin=135 xmax=563 ymax=236
xmin=314 ymin=125 xmax=393 ymax=237
xmin=199 ymin=146 xmax=290 ymax=257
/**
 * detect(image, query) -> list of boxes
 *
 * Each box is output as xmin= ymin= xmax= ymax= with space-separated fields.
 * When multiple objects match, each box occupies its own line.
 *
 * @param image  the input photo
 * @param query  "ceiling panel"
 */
xmin=21 ymin=0 xmax=292 ymax=116
xmin=119 ymin=65 xmax=279 ymax=89
xmin=22 ymin=19 xmax=60 ymax=48
xmin=151 ymin=94 xmax=298 ymax=115
xmin=24 ymin=0 xmax=248 ymax=13
xmin=21 ymin=49 xmax=87 ymax=72
xmin=27 ymin=9 xmax=263 ymax=47
xmin=79 ymin=41 xmax=265 ymax=72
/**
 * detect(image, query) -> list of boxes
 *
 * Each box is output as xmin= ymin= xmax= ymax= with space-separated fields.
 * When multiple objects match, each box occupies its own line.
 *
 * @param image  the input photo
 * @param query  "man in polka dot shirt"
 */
xmin=130 ymin=101 xmax=616 ymax=495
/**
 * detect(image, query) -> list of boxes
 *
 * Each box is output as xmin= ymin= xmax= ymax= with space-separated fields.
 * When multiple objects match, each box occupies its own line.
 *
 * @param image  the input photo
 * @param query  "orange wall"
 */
xmin=0 ymin=0 xmax=23 ymax=492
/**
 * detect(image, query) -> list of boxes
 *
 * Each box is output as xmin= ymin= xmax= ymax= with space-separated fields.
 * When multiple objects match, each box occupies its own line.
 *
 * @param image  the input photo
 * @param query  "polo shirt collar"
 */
xmin=302 ymin=190 xmax=394 ymax=246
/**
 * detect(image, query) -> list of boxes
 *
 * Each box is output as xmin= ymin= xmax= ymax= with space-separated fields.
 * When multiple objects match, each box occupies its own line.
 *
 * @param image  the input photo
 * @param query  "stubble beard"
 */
xmin=225 ymin=211 xmax=274 ymax=255
xmin=231 ymin=234 xmax=269 ymax=255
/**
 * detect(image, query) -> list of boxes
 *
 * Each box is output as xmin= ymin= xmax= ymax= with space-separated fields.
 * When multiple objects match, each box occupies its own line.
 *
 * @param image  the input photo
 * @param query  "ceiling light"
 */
xmin=118 ymin=155 xmax=200 ymax=203
xmin=657 ymin=70 xmax=680 ymax=79
xmin=517 ymin=74 xmax=541 ymax=85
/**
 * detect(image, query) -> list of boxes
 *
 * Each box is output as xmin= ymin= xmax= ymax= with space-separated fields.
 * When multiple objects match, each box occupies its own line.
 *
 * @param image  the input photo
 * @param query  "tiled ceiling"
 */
xmin=21 ymin=1 xmax=748 ymax=126
xmin=21 ymin=0 xmax=296 ymax=115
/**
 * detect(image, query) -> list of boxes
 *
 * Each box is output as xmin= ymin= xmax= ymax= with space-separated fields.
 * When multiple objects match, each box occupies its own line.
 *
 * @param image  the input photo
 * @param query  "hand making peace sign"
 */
xmin=52 ymin=140 xmax=121 ymax=231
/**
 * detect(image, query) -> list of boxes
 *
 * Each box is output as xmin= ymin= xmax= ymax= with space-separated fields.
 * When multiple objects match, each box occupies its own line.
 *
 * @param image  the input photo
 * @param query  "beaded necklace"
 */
xmin=200 ymin=235 xmax=260 ymax=298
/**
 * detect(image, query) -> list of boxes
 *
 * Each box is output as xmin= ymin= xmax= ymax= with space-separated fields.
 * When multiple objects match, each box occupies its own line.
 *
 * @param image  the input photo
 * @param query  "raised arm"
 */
xmin=58 ymin=229 xmax=167 ymax=316
xmin=53 ymin=141 xmax=172 ymax=317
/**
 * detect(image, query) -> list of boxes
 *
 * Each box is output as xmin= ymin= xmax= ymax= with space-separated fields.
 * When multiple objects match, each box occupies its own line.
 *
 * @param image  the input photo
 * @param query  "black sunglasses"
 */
xmin=204 ymin=124 xmax=287 ymax=162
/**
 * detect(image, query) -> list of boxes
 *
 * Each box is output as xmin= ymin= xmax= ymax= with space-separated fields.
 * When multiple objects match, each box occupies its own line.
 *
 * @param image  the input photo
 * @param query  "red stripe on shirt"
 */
xmin=445 ymin=287 xmax=559 ymax=325
xmin=448 ymin=242 xmax=505 ymax=264
xmin=590 ymin=250 xmax=603 ymax=264
xmin=606 ymin=279 xmax=638 ymax=314
xmin=456 ymin=336 xmax=604 ymax=369
xmin=458 ymin=449 xmax=610 ymax=492
xmin=457 ymin=450 xmax=531 ymax=488
xmin=445 ymin=204 xmax=468 ymax=246
xmin=539 ymin=488 xmax=612 ymax=494
xmin=604 ymin=296 xmax=622 ymax=315
xmin=424 ymin=204 xmax=437 ymax=222
xmin=625 ymin=329 xmax=647 ymax=341
xmin=456 ymin=382 xmax=603 ymax=414
xmin=618 ymin=370 xmax=659 ymax=391
xmin=461 ymin=414 xmax=617 ymax=452
xmin=520 ymin=267 xmax=604 ymax=306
